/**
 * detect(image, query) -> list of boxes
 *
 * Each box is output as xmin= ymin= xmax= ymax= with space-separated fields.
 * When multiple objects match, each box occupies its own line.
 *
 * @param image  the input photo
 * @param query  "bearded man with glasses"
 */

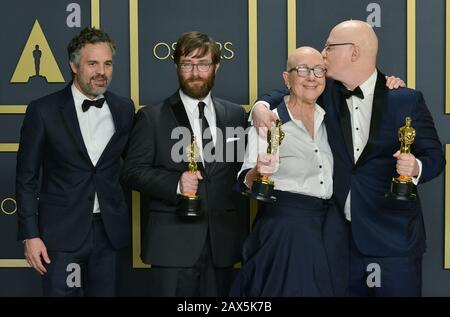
xmin=121 ymin=31 xmax=248 ymax=297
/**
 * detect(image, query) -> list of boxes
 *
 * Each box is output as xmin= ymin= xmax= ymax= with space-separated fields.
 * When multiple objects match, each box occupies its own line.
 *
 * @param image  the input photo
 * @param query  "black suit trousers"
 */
xmin=148 ymin=232 xmax=236 ymax=297
xmin=42 ymin=214 xmax=119 ymax=297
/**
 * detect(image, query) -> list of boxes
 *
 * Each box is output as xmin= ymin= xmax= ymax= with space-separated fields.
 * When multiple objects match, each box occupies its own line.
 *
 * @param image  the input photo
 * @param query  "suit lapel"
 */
xmin=169 ymin=91 xmax=205 ymax=174
xmin=96 ymin=91 xmax=123 ymax=165
xmin=170 ymin=92 xmax=194 ymax=136
xmin=207 ymin=96 xmax=226 ymax=176
xmin=356 ymin=70 xmax=386 ymax=166
xmin=105 ymin=91 xmax=123 ymax=133
xmin=59 ymin=85 xmax=92 ymax=165
xmin=335 ymin=83 xmax=355 ymax=164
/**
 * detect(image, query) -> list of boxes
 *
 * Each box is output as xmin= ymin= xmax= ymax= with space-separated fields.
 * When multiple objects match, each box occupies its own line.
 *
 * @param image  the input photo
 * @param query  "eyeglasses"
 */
xmin=179 ymin=63 xmax=213 ymax=72
xmin=288 ymin=66 xmax=327 ymax=78
xmin=323 ymin=42 xmax=355 ymax=51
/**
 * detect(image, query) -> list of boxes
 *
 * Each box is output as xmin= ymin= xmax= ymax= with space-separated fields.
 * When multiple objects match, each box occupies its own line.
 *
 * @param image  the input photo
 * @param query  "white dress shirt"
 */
xmin=71 ymin=84 xmax=115 ymax=213
xmin=240 ymin=103 xmax=333 ymax=199
xmin=177 ymin=89 xmax=217 ymax=194
xmin=179 ymin=89 xmax=217 ymax=157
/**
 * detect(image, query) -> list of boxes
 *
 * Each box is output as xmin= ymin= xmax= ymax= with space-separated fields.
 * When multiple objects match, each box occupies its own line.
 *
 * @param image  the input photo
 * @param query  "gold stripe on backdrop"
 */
xmin=0 ymin=106 xmax=27 ymax=114
xmin=287 ymin=0 xmax=296 ymax=56
xmin=248 ymin=0 xmax=258 ymax=106
xmin=129 ymin=0 xmax=148 ymax=269
xmin=0 ymin=260 xmax=29 ymax=268
xmin=130 ymin=0 xmax=140 ymax=113
xmin=0 ymin=144 xmax=19 ymax=152
xmin=91 ymin=0 xmax=100 ymax=29
xmin=245 ymin=0 xmax=259 ymax=267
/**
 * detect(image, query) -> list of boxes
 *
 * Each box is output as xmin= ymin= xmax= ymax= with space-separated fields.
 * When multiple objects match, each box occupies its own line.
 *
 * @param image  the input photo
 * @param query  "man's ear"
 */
xmin=351 ymin=45 xmax=360 ymax=62
xmin=69 ymin=61 xmax=78 ymax=75
xmin=214 ymin=63 xmax=220 ymax=74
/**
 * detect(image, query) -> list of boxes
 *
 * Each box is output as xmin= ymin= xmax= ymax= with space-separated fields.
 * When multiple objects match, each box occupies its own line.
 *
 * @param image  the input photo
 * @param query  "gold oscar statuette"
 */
xmin=178 ymin=136 xmax=203 ymax=217
xmin=244 ymin=119 xmax=285 ymax=203
xmin=385 ymin=116 xmax=417 ymax=201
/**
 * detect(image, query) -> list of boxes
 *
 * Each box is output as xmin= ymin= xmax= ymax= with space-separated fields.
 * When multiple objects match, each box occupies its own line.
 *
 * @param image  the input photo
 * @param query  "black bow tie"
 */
xmin=340 ymin=86 xmax=364 ymax=99
xmin=82 ymin=98 xmax=105 ymax=112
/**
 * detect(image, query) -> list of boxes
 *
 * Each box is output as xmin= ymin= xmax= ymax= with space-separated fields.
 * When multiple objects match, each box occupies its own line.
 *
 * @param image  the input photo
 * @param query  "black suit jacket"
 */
xmin=121 ymin=91 xmax=249 ymax=268
xmin=324 ymin=72 xmax=444 ymax=256
xmin=16 ymin=84 xmax=135 ymax=251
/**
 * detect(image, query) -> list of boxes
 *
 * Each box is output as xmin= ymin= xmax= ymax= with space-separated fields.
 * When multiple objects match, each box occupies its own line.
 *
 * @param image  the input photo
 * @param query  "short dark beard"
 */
xmin=178 ymin=71 xmax=215 ymax=99
xmin=77 ymin=74 xmax=110 ymax=98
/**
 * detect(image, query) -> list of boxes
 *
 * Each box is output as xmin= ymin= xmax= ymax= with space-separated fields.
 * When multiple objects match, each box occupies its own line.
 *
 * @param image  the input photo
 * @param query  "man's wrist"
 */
xmin=412 ymin=158 xmax=423 ymax=185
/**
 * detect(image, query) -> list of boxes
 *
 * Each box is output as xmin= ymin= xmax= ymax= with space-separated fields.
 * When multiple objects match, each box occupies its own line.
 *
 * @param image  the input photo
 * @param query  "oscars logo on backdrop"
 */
xmin=10 ymin=20 xmax=65 ymax=83
xmin=153 ymin=41 xmax=235 ymax=60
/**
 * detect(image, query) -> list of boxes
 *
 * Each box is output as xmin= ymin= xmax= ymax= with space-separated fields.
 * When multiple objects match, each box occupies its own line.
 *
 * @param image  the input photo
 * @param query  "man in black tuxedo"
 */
xmin=16 ymin=27 xmax=135 ymax=296
xmin=121 ymin=31 xmax=248 ymax=296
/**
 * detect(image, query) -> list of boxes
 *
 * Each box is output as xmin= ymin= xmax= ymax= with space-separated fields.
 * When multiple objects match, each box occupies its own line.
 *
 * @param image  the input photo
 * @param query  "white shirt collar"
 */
xmin=71 ymin=83 xmax=105 ymax=110
xmin=359 ymin=69 xmax=378 ymax=98
xmin=277 ymin=102 xmax=326 ymax=122
xmin=286 ymin=103 xmax=325 ymax=119
xmin=179 ymin=89 xmax=213 ymax=115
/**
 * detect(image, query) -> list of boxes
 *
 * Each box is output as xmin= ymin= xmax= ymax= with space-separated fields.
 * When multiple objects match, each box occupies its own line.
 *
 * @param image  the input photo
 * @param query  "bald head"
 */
xmin=286 ymin=46 xmax=323 ymax=70
xmin=324 ymin=20 xmax=378 ymax=87
xmin=331 ymin=20 xmax=378 ymax=59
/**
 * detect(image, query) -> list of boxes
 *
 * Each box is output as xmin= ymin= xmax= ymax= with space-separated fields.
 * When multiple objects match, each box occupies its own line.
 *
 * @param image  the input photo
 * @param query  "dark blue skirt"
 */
xmin=230 ymin=190 xmax=342 ymax=297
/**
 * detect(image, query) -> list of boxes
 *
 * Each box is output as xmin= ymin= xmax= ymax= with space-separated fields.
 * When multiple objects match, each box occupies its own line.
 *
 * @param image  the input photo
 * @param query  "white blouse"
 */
xmin=240 ymin=102 xmax=333 ymax=199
